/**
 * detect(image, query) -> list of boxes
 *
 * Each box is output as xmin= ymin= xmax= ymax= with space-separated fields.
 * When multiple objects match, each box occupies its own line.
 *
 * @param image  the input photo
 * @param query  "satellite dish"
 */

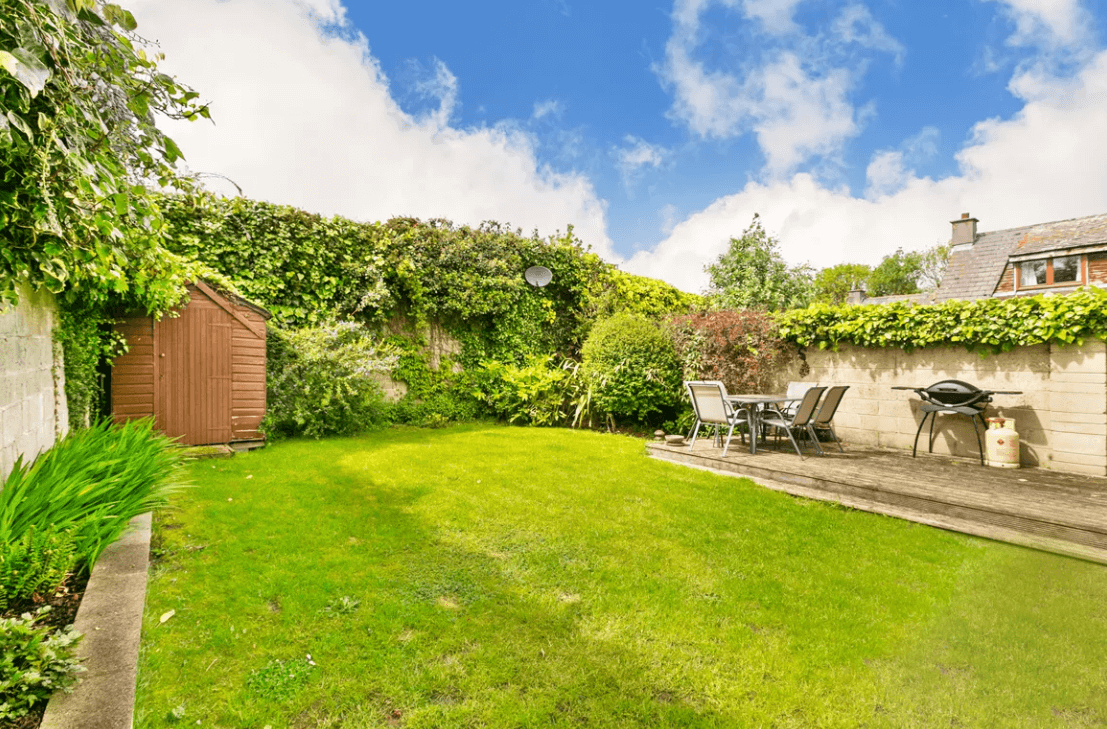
xmin=524 ymin=265 xmax=553 ymax=288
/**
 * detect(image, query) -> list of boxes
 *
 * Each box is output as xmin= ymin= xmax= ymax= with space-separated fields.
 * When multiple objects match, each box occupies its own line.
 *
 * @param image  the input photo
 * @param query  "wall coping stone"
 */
xmin=40 ymin=512 xmax=151 ymax=729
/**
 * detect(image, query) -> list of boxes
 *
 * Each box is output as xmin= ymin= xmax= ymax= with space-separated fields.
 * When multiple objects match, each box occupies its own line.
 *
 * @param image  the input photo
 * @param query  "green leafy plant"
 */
xmin=477 ymin=356 xmax=574 ymax=426
xmin=591 ymin=268 xmax=705 ymax=321
xmin=0 ymin=525 xmax=77 ymax=611
xmin=580 ymin=313 xmax=683 ymax=426
xmin=0 ymin=418 xmax=184 ymax=565
xmin=263 ymin=322 xmax=398 ymax=438
xmin=0 ymin=0 xmax=208 ymax=312
xmin=776 ymin=288 xmax=1107 ymax=354
xmin=0 ymin=607 xmax=84 ymax=720
xmin=246 ymin=657 xmax=315 ymax=701
xmin=321 ymin=596 xmax=360 ymax=616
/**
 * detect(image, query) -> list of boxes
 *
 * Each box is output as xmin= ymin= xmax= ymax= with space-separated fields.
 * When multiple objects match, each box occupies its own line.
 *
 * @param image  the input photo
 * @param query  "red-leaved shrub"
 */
xmin=668 ymin=310 xmax=793 ymax=395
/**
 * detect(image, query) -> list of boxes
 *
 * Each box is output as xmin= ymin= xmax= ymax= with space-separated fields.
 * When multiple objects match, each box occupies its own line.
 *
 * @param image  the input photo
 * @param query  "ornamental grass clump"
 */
xmin=0 ymin=418 xmax=185 ymax=569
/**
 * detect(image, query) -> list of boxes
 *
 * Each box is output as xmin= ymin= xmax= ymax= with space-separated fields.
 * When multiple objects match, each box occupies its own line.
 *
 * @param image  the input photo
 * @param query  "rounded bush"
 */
xmin=581 ymin=313 xmax=682 ymax=425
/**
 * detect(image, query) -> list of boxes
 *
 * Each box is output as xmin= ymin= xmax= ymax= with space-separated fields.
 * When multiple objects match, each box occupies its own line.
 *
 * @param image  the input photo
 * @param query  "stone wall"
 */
xmin=774 ymin=341 xmax=1107 ymax=476
xmin=0 ymin=284 xmax=68 ymax=479
xmin=376 ymin=318 xmax=462 ymax=402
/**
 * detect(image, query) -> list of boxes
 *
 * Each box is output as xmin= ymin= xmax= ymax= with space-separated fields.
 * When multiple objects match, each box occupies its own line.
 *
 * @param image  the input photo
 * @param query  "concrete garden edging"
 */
xmin=40 ymin=512 xmax=152 ymax=729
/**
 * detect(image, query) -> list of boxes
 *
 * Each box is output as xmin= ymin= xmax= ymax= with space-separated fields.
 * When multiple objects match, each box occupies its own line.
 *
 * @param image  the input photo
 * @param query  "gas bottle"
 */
xmin=985 ymin=417 xmax=1020 ymax=468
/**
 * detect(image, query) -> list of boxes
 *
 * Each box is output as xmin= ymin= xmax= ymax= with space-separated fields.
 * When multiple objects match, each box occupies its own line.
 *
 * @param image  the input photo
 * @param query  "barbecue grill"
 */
xmin=892 ymin=380 xmax=1022 ymax=466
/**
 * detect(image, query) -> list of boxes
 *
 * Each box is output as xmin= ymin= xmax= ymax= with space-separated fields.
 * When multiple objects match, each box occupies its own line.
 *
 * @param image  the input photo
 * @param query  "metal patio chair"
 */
xmin=685 ymin=381 xmax=749 ymax=457
xmin=759 ymin=386 xmax=827 ymax=458
xmin=775 ymin=381 xmax=820 ymax=419
xmin=810 ymin=385 xmax=849 ymax=452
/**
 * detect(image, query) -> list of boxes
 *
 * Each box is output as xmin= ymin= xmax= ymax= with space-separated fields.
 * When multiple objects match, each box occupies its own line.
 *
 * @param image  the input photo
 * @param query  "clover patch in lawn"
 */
xmin=246 ymin=657 xmax=315 ymax=701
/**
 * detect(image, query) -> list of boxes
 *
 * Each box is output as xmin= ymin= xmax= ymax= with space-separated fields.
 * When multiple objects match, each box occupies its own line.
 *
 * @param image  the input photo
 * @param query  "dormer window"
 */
xmin=1019 ymin=255 xmax=1081 ymax=288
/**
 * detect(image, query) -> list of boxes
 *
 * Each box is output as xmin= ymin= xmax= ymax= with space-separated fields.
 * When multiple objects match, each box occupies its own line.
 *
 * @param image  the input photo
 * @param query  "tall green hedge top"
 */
xmin=160 ymin=194 xmax=701 ymax=362
xmin=776 ymin=288 xmax=1107 ymax=353
xmin=0 ymin=0 xmax=207 ymax=311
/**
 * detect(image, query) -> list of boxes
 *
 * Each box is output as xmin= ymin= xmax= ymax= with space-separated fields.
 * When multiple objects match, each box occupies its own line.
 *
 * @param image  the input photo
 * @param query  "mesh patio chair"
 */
xmin=685 ymin=381 xmax=749 ymax=457
xmin=777 ymin=381 xmax=820 ymax=418
xmin=810 ymin=385 xmax=849 ymax=452
xmin=759 ymin=386 xmax=827 ymax=458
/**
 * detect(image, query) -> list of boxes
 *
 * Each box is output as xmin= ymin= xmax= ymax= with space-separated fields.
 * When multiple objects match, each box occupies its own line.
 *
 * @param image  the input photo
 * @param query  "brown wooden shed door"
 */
xmin=156 ymin=300 xmax=234 ymax=445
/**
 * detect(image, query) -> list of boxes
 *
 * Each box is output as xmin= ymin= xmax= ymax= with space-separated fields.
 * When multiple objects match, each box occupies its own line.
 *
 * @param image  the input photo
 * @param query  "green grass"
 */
xmin=135 ymin=425 xmax=1107 ymax=728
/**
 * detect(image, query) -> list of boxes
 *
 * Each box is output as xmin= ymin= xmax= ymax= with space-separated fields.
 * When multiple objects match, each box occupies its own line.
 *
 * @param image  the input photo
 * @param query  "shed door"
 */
xmin=156 ymin=297 xmax=234 ymax=445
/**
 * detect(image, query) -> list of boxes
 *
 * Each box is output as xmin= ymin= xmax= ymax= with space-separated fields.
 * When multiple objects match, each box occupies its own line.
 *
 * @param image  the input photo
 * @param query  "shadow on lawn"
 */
xmin=265 ymin=429 xmax=749 ymax=727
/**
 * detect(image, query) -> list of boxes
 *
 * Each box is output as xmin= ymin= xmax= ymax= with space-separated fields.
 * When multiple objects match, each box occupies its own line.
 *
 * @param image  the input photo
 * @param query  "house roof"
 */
xmin=935 ymin=212 xmax=1107 ymax=302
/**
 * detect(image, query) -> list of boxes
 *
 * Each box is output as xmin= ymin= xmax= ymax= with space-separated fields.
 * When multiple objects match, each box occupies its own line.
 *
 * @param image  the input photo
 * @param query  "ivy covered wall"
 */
xmin=160 ymin=193 xmax=703 ymax=365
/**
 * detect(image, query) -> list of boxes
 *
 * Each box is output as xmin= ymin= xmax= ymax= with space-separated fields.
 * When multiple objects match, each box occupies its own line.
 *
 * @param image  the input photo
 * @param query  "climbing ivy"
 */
xmin=159 ymin=194 xmax=699 ymax=364
xmin=0 ymin=0 xmax=207 ymax=312
xmin=776 ymin=288 xmax=1107 ymax=353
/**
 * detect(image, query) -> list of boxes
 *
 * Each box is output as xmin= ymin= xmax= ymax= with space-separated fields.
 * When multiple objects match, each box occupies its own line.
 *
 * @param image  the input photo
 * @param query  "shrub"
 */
xmin=0 ymin=526 xmax=77 ymax=612
xmin=264 ymin=323 xmax=398 ymax=438
xmin=477 ymin=356 xmax=575 ymax=426
xmin=580 ymin=313 xmax=683 ymax=426
xmin=0 ymin=419 xmax=184 ymax=566
xmin=0 ymin=607 xmax=84 ymax=721
xmin=668 ymin=310 xmax=793 ymax=395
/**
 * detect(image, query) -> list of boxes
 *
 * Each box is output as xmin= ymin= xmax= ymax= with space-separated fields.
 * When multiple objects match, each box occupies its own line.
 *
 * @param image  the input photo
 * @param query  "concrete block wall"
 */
xmin=775 ymin=340 xmax=1107 ymax=476
xmin=0 ymin=284 xmax=68 ymax=479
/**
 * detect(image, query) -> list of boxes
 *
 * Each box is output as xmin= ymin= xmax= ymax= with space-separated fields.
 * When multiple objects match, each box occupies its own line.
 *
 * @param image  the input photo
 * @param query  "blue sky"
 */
xmin=129 ymin=0 xmax=1107 ymax=292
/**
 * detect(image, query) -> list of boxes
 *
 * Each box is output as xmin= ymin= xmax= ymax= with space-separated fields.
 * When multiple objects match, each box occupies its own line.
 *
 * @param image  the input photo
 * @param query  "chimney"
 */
xmin=950 ymin=212 xmax=978 ymax=249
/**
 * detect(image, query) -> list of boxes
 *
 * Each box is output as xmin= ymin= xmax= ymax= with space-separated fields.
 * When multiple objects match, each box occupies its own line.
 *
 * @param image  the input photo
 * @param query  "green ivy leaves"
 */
xmin=775 ymin=288 xmax=1107 ymax=354
xmin=0 ymin=0 xmax=206 ymax=315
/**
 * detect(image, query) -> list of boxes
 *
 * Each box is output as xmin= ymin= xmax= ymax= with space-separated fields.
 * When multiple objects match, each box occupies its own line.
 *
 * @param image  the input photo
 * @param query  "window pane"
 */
xmin=1020 ymin=260 xmax=1047 ymax=286
xmin=1054 ymin=255 xmax=1079 ymax=283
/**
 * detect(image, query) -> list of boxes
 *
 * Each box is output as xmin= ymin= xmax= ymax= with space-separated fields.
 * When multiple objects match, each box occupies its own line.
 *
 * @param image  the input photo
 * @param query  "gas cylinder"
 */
xmin=985 ymin=417 xmax=1020 ymax=468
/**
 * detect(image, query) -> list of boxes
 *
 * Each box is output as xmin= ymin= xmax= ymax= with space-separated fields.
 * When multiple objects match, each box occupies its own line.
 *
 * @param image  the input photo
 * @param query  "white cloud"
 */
xmin=532 ymin=99 xmax=563 ymax=120
xmin=128 ymin=0 xmax=615 ymax=260
xmin=659 ymin=203 xmax=680 ymax=234
xmin=865 ymin=126 xmax=939 ymax=198
xmin=615 ymin=135 xmax=668 ymax=188
xmin=832 ymin=4 xmax=905 ymax=65
xmin=742 ymin=0 xmax=803 ymax=35
xmin=409 ymin=58 xmax=458 ymax=130
xmin=864 ymin=150 xmax=908 ymax=199
xmin=988 ymin=0 xmax=1093 ymax=50
xmin=750 ymin=54 xmax=859 ymax=174
xmin=628 ymin=48 xmax=1107 ymax=292
xmin=655 ymin=0 xmax=901 ymax=176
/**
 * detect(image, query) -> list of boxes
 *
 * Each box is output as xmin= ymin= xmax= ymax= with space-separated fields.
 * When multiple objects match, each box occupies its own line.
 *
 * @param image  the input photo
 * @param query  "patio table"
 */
xmin=727 ymin=394 xmax=800 ymax=455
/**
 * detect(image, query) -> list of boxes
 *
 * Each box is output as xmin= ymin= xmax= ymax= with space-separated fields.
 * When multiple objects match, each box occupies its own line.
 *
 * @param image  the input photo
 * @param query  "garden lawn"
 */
xmin=136 ymin=425 xmax=1107 ymax=728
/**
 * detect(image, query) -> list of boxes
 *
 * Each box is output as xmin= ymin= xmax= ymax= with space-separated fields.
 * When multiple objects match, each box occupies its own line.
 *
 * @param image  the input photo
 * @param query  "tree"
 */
xmin=813 ymin=263 xmax=872 ymax=305
xmin=918 ymin=242 xmax=951 ymax=291
xmin=706 ymin=214 xmax=814 ymax=311
xmin=0 ymin=0 xmax=209 ymax=311
xmin=867 ymin=248 xmax=924 ymax=296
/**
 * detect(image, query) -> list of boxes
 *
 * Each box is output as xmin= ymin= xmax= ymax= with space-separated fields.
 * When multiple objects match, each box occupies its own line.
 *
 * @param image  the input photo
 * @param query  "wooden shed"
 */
xmin=111 ymin=280 xmax=270 ymax=446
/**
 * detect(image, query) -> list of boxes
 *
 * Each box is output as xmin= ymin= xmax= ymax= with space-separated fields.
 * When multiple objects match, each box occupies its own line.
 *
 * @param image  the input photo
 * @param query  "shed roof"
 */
xmin=935 ymin=212 xmax=1107 ymax=302
xmin=199 ymin=279 xmax=272 ymax=320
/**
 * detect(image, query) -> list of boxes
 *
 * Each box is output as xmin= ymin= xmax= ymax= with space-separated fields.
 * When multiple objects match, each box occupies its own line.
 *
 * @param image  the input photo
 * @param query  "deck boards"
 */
xmin=646 ymin=439 xmax=1107 ymax=565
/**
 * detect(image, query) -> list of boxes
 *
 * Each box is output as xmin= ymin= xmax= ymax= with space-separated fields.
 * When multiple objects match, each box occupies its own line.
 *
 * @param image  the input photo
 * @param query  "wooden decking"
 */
xmin=647 ymin=438 xmax=1107 ymax=565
